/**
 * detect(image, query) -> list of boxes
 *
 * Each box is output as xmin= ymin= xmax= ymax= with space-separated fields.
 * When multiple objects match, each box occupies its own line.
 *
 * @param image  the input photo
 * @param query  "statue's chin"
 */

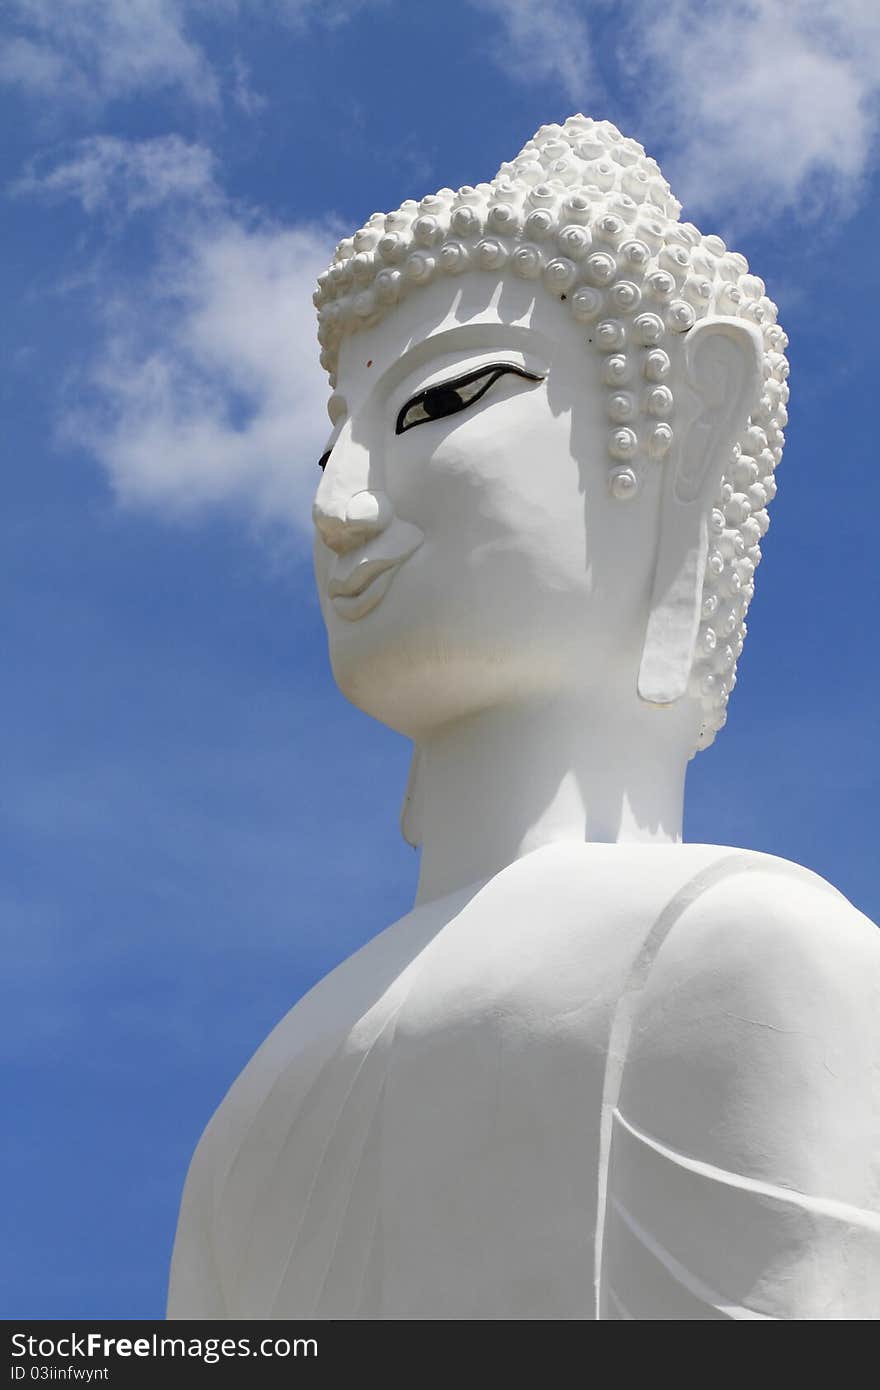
xmin=328 ymin=630 xmax=567 ymax=740
xmin=320 ymin=554 xmax=647 ymax=738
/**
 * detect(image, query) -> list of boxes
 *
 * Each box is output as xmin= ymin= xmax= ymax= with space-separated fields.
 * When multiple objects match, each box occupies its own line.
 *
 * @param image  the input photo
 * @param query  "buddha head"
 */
xmin=311 ymin=114 xmax=788 ymax=784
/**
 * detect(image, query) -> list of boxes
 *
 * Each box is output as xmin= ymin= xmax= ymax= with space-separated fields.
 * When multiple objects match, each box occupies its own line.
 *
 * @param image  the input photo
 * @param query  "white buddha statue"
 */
xmin=168 ymin=115 xmax=880 ymax=1321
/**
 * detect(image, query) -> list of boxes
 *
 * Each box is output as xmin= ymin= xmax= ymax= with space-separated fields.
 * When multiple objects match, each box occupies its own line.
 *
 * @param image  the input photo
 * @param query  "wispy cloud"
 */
xmin=68 ymin=217 xmax=336 ymax=530
xmin=12 ymin=135 xmax=219 ymax=216
xmin=629 ymin=0 xmax=880 ymax=223
xmin=14 ymin=1 xmax=880 ymax=537
xmin=0 ymin=0 xmax=221 ymax=113
xmin=0 ymin=34 xmax=67 ymax=94
xmin=18 ymin=136 xmax=337 ymax=532
xmin=471 ymin=0 xmax=594 ymax=103
xmin=229 ymin=54 xmax=268 ymax=118
xmin=468 ymin=0 xmax=880 ymax=226
xmin=0 ymin=0 xmax=374 ymax=120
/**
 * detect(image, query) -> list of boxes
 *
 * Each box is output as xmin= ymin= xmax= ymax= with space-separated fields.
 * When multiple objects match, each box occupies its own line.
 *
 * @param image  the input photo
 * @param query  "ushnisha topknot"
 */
xmin=312 ymin=114 xmax=790 ymax=753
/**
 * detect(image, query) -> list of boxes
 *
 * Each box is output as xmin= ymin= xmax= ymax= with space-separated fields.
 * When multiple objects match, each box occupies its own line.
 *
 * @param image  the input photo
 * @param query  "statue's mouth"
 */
xmin=326 ymin=521 xmax=424 ymax=622
xmin=329 ymin=557 xmax=401 ymax=620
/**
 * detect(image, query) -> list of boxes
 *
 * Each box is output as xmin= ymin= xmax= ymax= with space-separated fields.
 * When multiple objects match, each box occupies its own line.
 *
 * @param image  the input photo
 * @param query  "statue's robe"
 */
xmin=167 ymin=843 xmax=880 ymax=1320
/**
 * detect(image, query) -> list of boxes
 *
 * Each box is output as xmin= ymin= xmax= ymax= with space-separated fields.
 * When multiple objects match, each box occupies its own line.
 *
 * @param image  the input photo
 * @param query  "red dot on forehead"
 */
xmin=367 ymin=359 xmax=373 ymax=367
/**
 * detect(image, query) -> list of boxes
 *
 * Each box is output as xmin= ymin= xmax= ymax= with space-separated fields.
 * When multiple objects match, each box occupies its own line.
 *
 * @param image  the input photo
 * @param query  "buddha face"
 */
xmin=313 ymin=273 xmax=669 ymax=739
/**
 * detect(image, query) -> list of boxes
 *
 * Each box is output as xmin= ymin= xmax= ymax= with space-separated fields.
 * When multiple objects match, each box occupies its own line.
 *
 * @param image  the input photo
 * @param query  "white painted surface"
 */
xmin=168 ymin=844 xmax=880 ymax=1319
xmin=168 ymin=115 xmax=879 ymax=1320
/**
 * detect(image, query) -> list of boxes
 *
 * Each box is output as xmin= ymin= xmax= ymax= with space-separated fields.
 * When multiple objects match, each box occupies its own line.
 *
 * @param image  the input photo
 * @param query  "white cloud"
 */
xmin=469 ymin=0 xmax=880 ymax=226
xmin=0 ymin=34 xmax=67 ymax=92
xmin=628 ymin=0 xmax=880 ymax=223
xmin=230 ymin=54 xmax=267 ymax=118
xmin=0 ymin=0 xmax=220 ymax=112
xmin=0 ymin=0 xmax=372 ymax=119
xmin=472 ymin=0 xmax=593 ymax=103
xmin=20 ymin=137 xmax=338 ymax=532
xmin=67 ymin=216 xmax=336 ymax=530
xmin=18 ymin=2 xmax=880 ymax=540
xmin=12 ymin=135 xmax=219 ymax=216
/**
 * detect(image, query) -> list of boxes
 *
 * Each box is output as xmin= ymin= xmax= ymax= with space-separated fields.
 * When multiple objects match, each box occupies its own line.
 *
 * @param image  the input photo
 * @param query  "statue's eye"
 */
xmin=318 ymin=449 xmax=332 ymax=471
xmin=395 ymin=363 xmax=543 ymax=436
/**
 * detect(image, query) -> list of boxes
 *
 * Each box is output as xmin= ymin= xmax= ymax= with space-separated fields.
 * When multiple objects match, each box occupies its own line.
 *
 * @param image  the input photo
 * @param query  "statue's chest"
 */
xmin=223 ymin=865 xmax=656 ymax=1319
xmin=373 ymin=899 xmax=628 ymax=1319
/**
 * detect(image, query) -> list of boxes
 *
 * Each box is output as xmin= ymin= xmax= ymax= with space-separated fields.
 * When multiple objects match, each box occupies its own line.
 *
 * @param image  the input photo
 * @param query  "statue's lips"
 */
xmin=329 ymin=555 xmax=398 ymax=600
xmin=327 ymin=522 xmax=424 ymax=622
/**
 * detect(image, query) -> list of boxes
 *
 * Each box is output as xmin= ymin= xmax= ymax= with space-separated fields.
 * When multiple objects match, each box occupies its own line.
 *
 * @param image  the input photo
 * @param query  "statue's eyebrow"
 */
xmin=375 ymin=323 xmax=549 ymax=403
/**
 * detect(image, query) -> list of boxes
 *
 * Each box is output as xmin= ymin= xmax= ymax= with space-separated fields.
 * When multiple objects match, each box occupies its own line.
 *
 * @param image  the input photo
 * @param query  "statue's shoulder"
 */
xmin=627 ymin=847 xmax=880 ymax=1047
xmin=617 ymin=847 xmax=880 ymax=1205
xmin=174 ymin=887 xmax=467 ymax=1204
xmin=607 ymin=851 xmax=880 ymax=1319
xmin=659 ymin=846 xmax=879 ymax=981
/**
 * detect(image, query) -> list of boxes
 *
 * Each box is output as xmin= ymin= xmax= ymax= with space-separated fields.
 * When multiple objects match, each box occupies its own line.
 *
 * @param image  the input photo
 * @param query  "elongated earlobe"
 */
xmin=638 ymin=318 xmax=763 ymax=706
xmin=400 ymin=745 xmax=423 ymax=848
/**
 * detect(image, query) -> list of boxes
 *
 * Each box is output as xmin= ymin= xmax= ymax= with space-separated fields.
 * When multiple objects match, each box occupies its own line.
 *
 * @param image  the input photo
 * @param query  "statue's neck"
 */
xmin=412 ymin=693 xmax=694 ymax=906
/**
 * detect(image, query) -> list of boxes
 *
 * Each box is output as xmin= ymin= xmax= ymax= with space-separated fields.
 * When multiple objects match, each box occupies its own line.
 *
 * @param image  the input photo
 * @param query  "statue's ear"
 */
xmin=638 ymin=317 xmax=763 ymax=705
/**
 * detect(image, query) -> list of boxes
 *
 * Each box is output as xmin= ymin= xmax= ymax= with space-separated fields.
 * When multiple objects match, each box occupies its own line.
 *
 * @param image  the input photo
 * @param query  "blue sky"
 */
xmin=2 ymin=0 xmax=879 ymax=1318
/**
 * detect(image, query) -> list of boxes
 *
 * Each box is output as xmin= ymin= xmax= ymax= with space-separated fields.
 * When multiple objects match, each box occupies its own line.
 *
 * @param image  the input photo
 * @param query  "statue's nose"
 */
xmin=312 ymin=426 xmax=392 ymax=553
xmin=313 ymin=486 xmax=394 ymax=554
